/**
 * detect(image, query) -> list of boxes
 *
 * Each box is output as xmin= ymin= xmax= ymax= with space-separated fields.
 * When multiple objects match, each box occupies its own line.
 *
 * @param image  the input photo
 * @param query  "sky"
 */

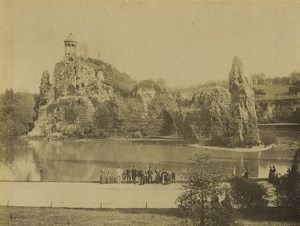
xmin=1 ymin=0 xmax=300 ymax=93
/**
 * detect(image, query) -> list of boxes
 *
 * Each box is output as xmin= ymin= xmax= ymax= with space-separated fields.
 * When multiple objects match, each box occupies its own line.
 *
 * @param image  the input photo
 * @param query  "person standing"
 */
xmin=126 ymin=166 xmax=131 ymax=183
xmin=116 ymin=166 xmax=122 ymax=184
xmin=242 ymin=169 xmax=249 ymax=179
xmin=161 ymin=168 xmax=167 ymax=184
xmin=155 ymin=166 xmax=160 ymax=184
xmin=268 ymin=166 xmax=273 ymax=183
xmin=171 ymin=171 xmax=175 ymax=182
xmin=132 ymin=165 xmax=137 ymax=184
xmin=140 ymin=167 xmax=145 ymax=185
xmin=147 ymin=166 xmax=153 ymax=184
xmin=137 ymin=166 xmax=141 ymax=184
xmin=99 ymin=169 xmax=105 ymax=184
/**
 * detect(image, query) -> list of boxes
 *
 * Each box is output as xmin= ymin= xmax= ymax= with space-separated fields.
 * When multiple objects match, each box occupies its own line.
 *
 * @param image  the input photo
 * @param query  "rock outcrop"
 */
xmin=177 ymin=56 xmax=260 ymax=147
xmin=229 ymin=56 xmax=260 ymax=146
xmin=30 ymin=57 xmax=112 ymax=137
xmin=133 ymin=86 xmax=179 ymax=136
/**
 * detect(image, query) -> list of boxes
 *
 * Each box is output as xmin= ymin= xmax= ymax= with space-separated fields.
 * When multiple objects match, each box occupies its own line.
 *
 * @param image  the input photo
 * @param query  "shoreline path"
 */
xmin=0 ymin=182 xmax=181 ymax=209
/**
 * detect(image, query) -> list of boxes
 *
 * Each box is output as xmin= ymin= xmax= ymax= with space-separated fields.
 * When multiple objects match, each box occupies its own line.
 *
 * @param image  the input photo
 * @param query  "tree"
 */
xmin=93 ymin=102 xmax=114 ymax=137
xmin=0 ymin=89 xmax=36 ymax=162
xmin=177 ymin=153 xmax=238 ymax=226
xmin=275 ymin=148 xmax=300 ymax=220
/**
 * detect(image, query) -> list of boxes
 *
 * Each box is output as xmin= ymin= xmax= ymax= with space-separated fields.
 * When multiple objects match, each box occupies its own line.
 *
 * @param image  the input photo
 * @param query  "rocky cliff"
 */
xmin=176 ymin=57 xmax=260 ymax=147
xmin=229 ymin=56 xmax=260 ymax=146
xmin=30 ymin=57 xmax=113 ymax=137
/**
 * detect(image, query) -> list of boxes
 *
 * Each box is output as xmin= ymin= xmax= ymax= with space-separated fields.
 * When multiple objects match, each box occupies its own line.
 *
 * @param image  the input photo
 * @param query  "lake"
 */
xmin=0 ymin=125 xmax=299 ymax=182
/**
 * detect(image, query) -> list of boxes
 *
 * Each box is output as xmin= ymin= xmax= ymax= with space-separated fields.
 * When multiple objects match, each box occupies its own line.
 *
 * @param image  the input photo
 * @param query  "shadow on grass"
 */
xmin=238 ymin=207 xmax=300 ymax=222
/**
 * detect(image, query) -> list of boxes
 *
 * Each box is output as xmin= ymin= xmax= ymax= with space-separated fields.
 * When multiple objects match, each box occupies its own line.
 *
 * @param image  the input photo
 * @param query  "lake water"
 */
xmin=0 ymin=125 xmax=299 ymax=182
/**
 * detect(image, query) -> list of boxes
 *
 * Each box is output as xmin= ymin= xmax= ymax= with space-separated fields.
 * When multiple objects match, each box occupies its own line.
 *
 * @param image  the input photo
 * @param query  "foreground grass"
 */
xmin=0 ymin=207 xmax=181 ymax=226
xmin=0 ymin=207 xmax=299 ymax=226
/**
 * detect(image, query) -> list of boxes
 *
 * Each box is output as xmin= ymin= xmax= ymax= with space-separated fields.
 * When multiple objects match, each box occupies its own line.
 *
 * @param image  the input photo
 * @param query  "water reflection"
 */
xmin=0 ymin=125 xmax=298 ymax=182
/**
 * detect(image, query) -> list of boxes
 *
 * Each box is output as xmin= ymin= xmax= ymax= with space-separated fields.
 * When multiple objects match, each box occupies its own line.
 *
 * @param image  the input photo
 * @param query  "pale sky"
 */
xmin=1 ymin=0 xmax=300 ymax=93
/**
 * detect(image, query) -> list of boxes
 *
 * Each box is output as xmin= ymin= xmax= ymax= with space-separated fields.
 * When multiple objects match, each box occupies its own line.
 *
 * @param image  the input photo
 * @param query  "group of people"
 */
xmin=268 ymin=166 xmax=279 ymax=184
xmin=99 ymin=166 xmax=176 ymax=185
xmin=116 ymin=166 xmax=176 ymax=185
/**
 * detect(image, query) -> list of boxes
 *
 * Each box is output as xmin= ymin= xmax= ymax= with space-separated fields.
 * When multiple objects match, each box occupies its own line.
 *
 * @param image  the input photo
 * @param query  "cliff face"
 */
xmin=133 ymin=87 xmax=179 ymax=136
xmin=30 ymin=57 xmax=112 ymax=137
xmin=229 ymin=56 xmax=260 ymax=146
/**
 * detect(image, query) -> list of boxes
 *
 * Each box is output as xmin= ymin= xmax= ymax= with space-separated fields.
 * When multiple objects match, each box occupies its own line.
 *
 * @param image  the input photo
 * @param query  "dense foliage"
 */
xmin=85 ymin=57 xmax=137 ymax=96
xmin=90 ymin=95 xmax=146 ymax=138
xmin=275 ymin=149 xmax=300 ymax=220
xmin=0 ymin=89 xmax=37 ymax=162
xmin=259 ymin=129 xmax=277 ymax=146
xmin=229 ymin=176 xmax=268 ymax=210
xmin=177 ymin=153 xmax=238 ymax=226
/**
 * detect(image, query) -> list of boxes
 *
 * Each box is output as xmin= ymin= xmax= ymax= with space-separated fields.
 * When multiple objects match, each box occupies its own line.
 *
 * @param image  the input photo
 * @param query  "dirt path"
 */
xmin=0 ymin=182 xmax=181 ymax=209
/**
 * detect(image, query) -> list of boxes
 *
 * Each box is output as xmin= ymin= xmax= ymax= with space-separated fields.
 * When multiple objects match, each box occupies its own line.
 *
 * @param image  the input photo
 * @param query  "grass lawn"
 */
xmin=0 ymin=207 xmax=299 ymax=226
xmin=249 ymin=84 xmax=290 ymax=96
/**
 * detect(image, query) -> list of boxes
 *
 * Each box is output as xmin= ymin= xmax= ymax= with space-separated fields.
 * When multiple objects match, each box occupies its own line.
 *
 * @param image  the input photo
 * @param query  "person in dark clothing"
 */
xmin=171 ymin=171 xmax=175 ymax=182
xmin=147 ymin=166 xmax=153 ymax=184
xmin=137 ymin=166 xmax=141 ymax=184
xmin=132 ymin=165 xmax=137 ymax=184
xmin=268 ymin=166 xmax=273 ymax=183
xmin=242 ymin=169 xmax=249 ymax=179
xmin=126 ymin=166 xmax=131 ymax=183
xmin=154 ymin=166 xmax=160 ymax=184
xmin=272 ymin=166 xmax=276 ymax=174
xmin=140 ymin=167 xmax=146 ymax=185
xmin=161 ymin=168 xmax=167 ymax=184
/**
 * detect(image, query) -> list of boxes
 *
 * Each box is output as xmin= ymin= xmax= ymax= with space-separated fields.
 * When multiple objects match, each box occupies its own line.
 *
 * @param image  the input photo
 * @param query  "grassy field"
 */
xmin=0 ymin=207 xmax=299 ymax=226
xmin=249 ymin=84 xmax=290 ymax=96
xmin=173 ymin=84 xmax=290 ymax=99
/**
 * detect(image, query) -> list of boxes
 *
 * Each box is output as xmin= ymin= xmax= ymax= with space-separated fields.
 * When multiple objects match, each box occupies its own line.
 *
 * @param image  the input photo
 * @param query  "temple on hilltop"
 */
xmin=64 ymin=33 xmax=77 ymax=57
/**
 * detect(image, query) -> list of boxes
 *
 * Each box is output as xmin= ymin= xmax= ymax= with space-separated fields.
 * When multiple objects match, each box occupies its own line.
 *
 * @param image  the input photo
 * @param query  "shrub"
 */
xmin=229 ymin=176 xmax=268 ymax=210
xmin=275 ymin=148 xmax=300 ymax=220
xmin=259 ymin=129 xmax=277 ymax=146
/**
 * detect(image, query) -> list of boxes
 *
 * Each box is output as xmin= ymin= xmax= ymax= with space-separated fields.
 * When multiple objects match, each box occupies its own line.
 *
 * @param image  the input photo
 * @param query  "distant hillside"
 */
xmin=249 ymin=84 xmax=289 ymax=96
xmin=85 ymin=58 xmax=137 ymax=96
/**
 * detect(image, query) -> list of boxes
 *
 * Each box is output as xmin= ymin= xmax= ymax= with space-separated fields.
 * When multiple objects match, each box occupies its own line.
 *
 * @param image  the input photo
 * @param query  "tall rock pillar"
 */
xmin=229 ymin=56 xmax=260 ymax=146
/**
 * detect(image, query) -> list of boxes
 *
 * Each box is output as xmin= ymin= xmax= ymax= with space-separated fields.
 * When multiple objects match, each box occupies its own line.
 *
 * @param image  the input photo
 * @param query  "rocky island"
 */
xmin=30 ymin=34 xmax=260 ymax=147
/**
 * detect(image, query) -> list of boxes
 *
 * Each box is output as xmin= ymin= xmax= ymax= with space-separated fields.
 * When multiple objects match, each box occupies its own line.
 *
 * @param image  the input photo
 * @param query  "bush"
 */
xmin=259 ymin=129 xmax=277 ymax=146
xmin=229 ymin=176 xmax=268 ymax=210
xmin=275 ymin=149 xmax=300 ymax=220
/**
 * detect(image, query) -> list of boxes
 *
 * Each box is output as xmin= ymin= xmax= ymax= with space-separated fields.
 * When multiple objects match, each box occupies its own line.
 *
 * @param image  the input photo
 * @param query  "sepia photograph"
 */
xmin=0 ymin=0 xmax=300 ymax=225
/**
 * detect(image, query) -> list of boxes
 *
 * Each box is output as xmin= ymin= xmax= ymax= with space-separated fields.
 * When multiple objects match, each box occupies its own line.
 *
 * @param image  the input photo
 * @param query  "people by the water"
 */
xmin=268 ymin=165 xmax=279 ymax=184
xmin=241 ymin=169 xmax=249 ymax=179
xmin=116 ymin=166 xmax=122 ymax=184
xmin=99 ymin=165 xmax=176 ymax=185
